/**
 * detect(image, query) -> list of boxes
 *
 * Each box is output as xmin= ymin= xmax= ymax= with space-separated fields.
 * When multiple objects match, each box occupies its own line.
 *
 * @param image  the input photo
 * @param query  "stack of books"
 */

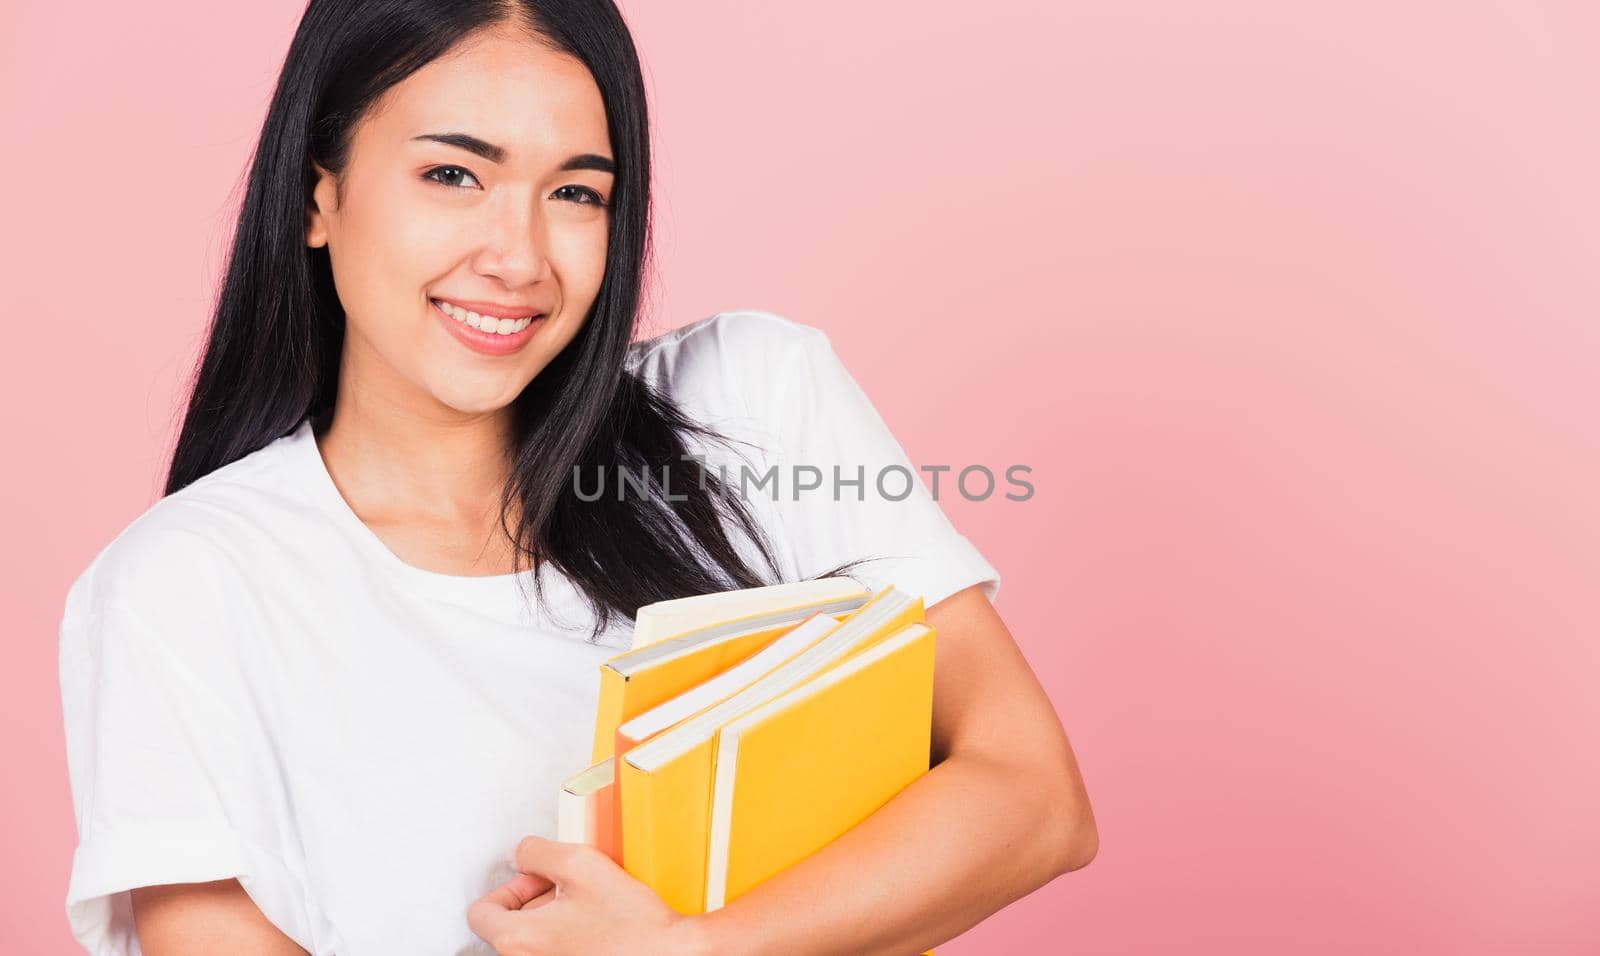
xmin=557 ymin=577 xmax=938 ymax=920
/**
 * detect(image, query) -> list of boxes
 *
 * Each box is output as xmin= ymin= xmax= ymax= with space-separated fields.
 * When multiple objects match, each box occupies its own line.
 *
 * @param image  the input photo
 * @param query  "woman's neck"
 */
xmin=313 ymin=400 xmax=529 ymax=576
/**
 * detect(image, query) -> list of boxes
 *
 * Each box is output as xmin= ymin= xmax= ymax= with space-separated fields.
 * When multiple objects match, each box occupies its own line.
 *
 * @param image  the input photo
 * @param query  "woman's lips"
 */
xmin=432 ymin=298 xmax=543 ymax=356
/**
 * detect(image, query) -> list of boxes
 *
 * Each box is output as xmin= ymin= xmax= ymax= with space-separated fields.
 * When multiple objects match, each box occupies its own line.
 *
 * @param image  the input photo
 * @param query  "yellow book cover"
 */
xmin=591 ymin=592 xmax=870 ymax=762
xmin=704 ymin=622 xmax=936 ymax=910
xmin=619 ymin=586 xmax=925 ymax=915
xmin=607 ymin=612 xmax=846 ymax=866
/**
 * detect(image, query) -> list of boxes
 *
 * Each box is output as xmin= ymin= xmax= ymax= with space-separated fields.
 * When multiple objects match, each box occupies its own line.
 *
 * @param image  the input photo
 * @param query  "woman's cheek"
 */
xmin=552 ymin=220 xmax=609 ymax=303
xmin=391 ymin=203 xmax=460 ymax=278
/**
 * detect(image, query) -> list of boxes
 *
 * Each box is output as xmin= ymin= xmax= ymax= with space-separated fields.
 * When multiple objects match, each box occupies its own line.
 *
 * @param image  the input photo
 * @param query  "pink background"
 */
xmin=4 ymin=1 xmax=1597 ymax=952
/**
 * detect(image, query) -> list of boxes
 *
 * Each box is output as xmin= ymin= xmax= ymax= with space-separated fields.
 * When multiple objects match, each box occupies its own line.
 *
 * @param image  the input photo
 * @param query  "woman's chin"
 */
xmin=424 ymin=379 xmax=528 ymax=419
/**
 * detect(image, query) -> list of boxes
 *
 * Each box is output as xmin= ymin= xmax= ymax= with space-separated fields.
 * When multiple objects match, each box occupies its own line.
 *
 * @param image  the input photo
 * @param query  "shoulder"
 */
xmin=60 ymin=431 xmax=302 ymax=626
xmin=627 ymin=308 xmax=833 ymax=375
xmin=625 ymin=309 xmax=837 ymax=421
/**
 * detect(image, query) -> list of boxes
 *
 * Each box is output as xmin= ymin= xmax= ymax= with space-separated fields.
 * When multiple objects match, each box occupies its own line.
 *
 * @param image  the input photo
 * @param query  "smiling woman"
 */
xmin=303 ymin=36 xmax=615 ymax=393
xmin=57 ymin=1 xmax=1095 ymax=954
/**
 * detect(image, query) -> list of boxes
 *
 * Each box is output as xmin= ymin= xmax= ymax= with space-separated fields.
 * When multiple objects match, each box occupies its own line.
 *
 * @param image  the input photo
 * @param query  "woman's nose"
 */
xmin=472 ymin=198 xmax=553 ymax=288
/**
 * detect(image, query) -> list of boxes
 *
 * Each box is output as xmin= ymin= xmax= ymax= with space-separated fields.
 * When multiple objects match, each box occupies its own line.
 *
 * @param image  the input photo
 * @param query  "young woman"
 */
xmin=57 ymin=1 xmax=1097 ymax=953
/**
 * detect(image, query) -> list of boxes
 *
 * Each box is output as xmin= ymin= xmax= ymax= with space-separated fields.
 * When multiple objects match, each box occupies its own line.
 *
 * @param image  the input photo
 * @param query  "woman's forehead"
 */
xmin=365 ymin=30 xmax=611 ymax=160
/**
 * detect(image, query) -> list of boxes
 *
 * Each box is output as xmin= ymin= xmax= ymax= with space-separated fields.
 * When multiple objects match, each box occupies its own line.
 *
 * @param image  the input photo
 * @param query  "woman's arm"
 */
xmin=470 ymin=583 xmax=1097 ymax=955
xmin=681 ymin=583 xmax=1098 ymax=956
xmin=131 ymin=880 xmax=310 ymax=955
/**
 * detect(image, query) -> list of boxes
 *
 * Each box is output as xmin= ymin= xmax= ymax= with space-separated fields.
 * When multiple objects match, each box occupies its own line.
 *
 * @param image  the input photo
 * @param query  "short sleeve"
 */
xmin=58 ymin=529 xmax=324 ymax=954
xmin=731 ymin=312 xmax=1002 ymax=609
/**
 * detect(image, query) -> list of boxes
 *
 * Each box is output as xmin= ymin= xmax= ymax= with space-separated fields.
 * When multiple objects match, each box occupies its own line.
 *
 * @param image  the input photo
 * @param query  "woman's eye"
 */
xmin=423 ymin=165 xmax=482 ymax=190
xmin=553 ymin=184 xmax=608 ymax=207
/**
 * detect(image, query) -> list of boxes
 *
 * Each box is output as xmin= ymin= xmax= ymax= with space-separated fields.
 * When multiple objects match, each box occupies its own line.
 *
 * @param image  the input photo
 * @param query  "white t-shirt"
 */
xmin=59 ymin=309 xmax=1001 ymax=955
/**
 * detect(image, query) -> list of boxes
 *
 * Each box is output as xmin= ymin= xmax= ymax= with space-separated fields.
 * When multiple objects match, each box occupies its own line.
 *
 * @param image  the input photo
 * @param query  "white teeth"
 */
xmin=434 ymin=299 xmax=536 ymax=335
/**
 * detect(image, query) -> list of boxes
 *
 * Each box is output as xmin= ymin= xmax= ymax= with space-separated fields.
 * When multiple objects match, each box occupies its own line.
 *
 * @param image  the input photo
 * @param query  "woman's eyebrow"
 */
xmin=410 ymin=132 xmax=614 ymax=173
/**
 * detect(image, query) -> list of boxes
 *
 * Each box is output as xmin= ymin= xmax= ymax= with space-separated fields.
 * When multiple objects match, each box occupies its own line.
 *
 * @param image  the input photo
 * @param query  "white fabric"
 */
xmin=58 ymin=309 xmax=1001 ymax=955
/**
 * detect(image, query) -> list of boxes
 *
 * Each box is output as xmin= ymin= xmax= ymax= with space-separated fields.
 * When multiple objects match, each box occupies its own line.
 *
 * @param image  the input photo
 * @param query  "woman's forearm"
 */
xmin=677 ymin=749 xmax=1097 ymax=956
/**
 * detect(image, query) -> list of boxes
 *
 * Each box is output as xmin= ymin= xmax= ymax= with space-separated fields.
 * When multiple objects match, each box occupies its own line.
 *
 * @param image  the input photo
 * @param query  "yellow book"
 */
xmin=592 ymin=587 xmax=871 ymax=762
xmin=614 ymin=611 xmax=847 ymax=754
xmin=563 ymin=611 xmax=846 ymax=866
xmin=704 ymin=622 xmax=935 ymax=910
xmin=619 ymin=585 xmax=925 ymax=915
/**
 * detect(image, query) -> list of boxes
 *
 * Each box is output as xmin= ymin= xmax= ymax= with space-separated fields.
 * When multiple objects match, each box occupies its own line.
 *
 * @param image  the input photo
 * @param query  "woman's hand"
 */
xmin=467 ymin=835 xmax=711 ymax=956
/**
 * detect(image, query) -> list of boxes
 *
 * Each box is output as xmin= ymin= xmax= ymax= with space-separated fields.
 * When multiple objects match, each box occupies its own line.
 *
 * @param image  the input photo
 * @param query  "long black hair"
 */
xmin=165 ymin=0 xmax=861 ymax=640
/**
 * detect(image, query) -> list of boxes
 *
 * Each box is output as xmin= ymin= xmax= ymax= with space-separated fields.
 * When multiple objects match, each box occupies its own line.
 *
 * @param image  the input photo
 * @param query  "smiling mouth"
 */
xmin=430 ymin=297 xmax=543 ymax=335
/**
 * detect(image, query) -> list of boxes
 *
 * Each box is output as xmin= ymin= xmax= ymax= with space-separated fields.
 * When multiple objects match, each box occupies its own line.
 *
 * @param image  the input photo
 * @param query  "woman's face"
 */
xmin=305 ymin=26 xmax=614 ymax=419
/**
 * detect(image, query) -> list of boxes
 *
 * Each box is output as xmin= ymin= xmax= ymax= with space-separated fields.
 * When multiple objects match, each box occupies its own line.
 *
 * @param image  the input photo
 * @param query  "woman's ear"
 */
xmin=306 ymin=161 xmax=335 ymax=249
